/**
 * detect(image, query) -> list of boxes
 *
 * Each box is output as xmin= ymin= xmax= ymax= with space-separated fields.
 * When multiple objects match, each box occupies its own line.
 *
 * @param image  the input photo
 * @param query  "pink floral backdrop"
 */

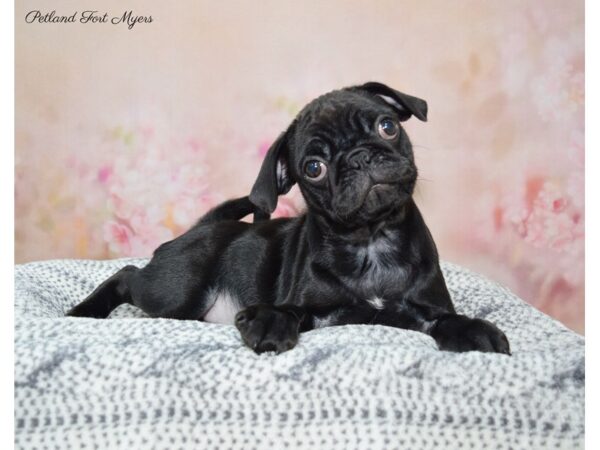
xmin=15 ymin=1 xmax=584 ymax=332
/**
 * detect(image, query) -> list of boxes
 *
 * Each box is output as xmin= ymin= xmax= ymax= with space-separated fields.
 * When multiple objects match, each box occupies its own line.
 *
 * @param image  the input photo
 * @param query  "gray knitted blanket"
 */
xmin=15 ymin=258 xmax=584 ymax=449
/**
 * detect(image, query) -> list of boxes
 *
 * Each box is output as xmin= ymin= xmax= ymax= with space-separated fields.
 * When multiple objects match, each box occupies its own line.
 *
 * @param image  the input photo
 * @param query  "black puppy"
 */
xmin=68 ymin=82 xmax=510 ymax=355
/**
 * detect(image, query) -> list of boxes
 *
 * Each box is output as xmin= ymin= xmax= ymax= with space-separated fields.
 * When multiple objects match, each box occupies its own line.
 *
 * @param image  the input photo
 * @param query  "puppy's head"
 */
xmin=250 ymin=82 xmax=427 ymax=228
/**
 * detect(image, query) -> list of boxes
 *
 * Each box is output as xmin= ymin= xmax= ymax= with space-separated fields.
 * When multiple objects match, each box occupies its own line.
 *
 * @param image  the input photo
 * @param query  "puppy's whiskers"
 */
xmin=412 ymin=143 xmax=445 ymax=153
xmin=413 ymin=184 xmax=425 ymax=200
xmin=412 ymin=144 xmax=434 ymax=151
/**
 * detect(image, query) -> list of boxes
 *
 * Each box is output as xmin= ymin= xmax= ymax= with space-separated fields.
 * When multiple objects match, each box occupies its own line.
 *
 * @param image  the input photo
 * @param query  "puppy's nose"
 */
xmin=347 ymin=148 xmax=372 ymax=169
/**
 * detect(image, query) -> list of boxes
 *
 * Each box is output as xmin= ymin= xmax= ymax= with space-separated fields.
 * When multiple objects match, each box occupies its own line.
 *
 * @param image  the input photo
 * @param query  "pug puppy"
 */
xmin=68 ymin=82 xmax=510 ymax=355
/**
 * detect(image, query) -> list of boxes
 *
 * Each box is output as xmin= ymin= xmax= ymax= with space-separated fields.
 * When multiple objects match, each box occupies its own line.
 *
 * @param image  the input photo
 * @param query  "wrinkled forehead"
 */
xmin=295 ymin=90 xmax=394 ymax=139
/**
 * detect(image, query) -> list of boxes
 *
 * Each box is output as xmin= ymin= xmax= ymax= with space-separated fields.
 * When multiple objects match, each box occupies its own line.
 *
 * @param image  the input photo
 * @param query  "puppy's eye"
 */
xmin=377 ymin=118 xmax=399 ymax=140
xmin=304 ymin=160 xmax=327 ymax=181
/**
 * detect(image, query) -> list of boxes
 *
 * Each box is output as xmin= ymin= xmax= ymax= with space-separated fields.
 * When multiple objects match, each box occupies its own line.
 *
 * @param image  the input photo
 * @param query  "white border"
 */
xmin=4 ymin=2 xmax=592 ymax=447
xmin=0 ymin=0 xmax=15 ymax=445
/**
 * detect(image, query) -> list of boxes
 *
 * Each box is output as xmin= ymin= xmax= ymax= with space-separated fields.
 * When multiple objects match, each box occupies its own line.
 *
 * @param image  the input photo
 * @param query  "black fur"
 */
xmin=68 ymin=82 xmax=510 ymax=355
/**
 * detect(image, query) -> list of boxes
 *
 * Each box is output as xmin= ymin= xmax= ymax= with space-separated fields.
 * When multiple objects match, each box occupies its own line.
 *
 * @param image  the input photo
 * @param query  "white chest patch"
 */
xmin=203 ymin=290 xmax=240 ymax=325
xmin=357 ymin=238 xmax=396 ymax=270
xmin=366 ymin=296 xmax=386 ymax=310
xmin=350 ymin=233 xmax=408 ymax=293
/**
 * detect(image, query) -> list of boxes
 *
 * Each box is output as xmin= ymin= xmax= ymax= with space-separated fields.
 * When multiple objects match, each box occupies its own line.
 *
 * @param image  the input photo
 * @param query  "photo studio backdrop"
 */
xmin=15 ymin=1 xmax=584 ymax=332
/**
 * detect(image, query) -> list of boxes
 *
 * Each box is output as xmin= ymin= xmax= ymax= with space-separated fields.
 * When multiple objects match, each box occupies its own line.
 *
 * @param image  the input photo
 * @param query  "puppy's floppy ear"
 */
xmin=249 ymin=128 xmax=296 ymax=214
xmin=350 ymin=81 xmax=428 ymax=122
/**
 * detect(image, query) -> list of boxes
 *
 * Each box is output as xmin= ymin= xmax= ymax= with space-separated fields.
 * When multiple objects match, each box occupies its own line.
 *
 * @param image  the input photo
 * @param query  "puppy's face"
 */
xmin=250 ymin=82 xmax=428 ymax=228
xmin=289 ymin=91 xmax=419 ymax=226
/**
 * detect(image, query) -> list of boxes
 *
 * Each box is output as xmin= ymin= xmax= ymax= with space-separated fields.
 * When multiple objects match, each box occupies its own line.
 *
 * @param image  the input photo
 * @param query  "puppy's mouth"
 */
xmin=369 ymin=183 xmax=392 ymax=192
xmin=332 ymin=178 xmax=414 ymax=224
xmin=366 ymin=182 xmax=395 ymax=201
xmin=363 ymin=182 xmax=403 ymax=211
xmin=369 ymin=180 xmax=415 ymax=197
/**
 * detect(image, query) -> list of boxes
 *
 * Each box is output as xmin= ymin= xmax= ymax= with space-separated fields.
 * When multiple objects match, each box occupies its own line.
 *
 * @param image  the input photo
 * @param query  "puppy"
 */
xmin=68 ymin=82 xmax=510 ymax=355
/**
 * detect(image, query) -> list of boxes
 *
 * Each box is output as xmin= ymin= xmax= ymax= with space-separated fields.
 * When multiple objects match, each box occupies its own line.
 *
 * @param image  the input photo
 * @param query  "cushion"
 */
xmin=15 ymin=258 xmax=584 ymax=449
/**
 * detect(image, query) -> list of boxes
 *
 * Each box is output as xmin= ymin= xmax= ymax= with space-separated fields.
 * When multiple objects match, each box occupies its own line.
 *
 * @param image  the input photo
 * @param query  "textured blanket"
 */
xmin=15 ymin=258 xmax=584 ymax=449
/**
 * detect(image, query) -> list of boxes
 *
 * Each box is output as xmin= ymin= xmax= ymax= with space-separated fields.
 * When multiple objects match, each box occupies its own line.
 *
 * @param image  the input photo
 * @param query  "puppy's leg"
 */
xmin=427 ymin=314 xmax=510 ymax=354
xmin=234 ymin=305 xmax=304 ymax=354
xmin=66 ymin=265 xmax=138 ymax=318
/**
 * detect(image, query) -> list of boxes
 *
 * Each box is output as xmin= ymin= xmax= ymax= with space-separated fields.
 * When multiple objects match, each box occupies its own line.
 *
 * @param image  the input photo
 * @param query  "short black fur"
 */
xmin=68 ymin=82 xmax=510 ymax=355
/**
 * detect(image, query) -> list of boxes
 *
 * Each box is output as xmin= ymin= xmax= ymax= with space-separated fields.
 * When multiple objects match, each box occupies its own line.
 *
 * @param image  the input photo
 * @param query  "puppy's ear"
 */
xmin=249 ymin=129 xmax=295 ymax=214
xmin=350 ymin=81 xmax=428 ymax=122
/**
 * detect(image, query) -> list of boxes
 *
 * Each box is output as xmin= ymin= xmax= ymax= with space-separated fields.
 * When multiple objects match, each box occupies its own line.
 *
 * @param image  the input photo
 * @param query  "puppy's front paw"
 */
xmin=431 ymin=314 xmax=510 ymax=355
xmin=235 ymin=305 xmax=300 ymax=354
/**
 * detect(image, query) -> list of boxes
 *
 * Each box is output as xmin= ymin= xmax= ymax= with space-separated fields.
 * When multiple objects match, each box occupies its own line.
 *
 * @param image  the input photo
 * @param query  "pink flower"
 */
xmin=93 ymin=125 xmax=218 ymax=256
xmin=103 ymin=221 xmax=133 ymax=255
xmin=97 ymin=166 xmax=113 ymax=184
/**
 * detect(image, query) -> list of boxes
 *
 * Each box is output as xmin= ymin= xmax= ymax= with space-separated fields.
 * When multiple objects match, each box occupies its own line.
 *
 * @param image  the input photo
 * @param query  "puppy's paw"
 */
xmin=235 ymin=305 xmax=300 ymax=354
xmin=430 ymin=314 xmax=510 ymax=355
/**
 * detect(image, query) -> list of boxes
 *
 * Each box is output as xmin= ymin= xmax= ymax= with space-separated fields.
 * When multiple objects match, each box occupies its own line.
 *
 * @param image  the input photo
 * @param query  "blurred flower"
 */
xmin=103 ymin=221 xmax=133 ymax=255
xmin=97 ymin=126 xmax=217 ymax=257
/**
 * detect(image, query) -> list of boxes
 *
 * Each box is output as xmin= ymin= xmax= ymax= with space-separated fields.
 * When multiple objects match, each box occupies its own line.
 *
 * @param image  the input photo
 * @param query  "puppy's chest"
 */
xmin=341 ymin=236 xmax=412 ymax=301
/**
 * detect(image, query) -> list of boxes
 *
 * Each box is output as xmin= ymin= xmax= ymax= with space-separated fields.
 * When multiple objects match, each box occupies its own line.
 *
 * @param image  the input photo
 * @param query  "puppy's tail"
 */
xmin=197 ymin=195 xmax=270 ymax=224
xmin=66 ymin=265 xmax=138 ymax=318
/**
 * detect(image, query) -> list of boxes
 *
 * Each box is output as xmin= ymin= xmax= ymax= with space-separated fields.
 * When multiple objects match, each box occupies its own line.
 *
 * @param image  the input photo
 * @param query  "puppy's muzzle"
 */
xmin=343 ymin=147 xmax=416 ymax=184
xmin=332 ymin=152 xmax=416 ymax=222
